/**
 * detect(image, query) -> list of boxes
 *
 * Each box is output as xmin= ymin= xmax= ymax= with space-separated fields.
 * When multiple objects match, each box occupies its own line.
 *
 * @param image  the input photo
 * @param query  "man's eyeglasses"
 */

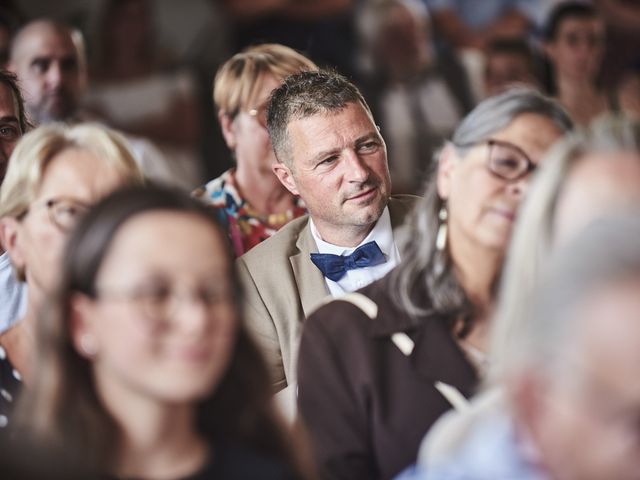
xmin=94 ymin=281 xmax=233 ymax=323
xmin=456 ymin=139 xmax=536 ymax=181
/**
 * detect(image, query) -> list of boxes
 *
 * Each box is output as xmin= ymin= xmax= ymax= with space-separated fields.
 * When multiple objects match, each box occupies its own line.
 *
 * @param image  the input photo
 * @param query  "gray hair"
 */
xmin=390 ymin=88 xmax=573 ymax=334
xmin=506 ymin=213 xmax=640 ymax=377
xmin=489 ymin=114 xmax=640 ymax=383
xmin=266 ymin=69 xmax=373 ymax=167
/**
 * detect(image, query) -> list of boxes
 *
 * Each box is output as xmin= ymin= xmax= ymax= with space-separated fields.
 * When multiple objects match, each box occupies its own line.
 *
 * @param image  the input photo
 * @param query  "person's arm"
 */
xmin=431 ymin=9 xmax=485 ymax=50
xmin=120 ymin=77 xmax=202 ymax=147
xmin=594 ymin=0 xmax=640 ymax=32
xmin=236 ymin=258 xmax=288 ymax=392
xmin=431 ymin=8 xmax=530 ymax=50
xmin=482 ymin=8 xmax=530 ymax=40
xmin=297 ymin=303 xmax=375 ymax=479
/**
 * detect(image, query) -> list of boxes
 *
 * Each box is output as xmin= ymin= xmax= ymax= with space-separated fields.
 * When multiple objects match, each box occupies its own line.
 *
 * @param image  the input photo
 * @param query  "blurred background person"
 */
xmin=543 ymin=1 xmax=611 ymax=125
xmin=593 ymin=0 xmax=640 ymax=89
xmin=193 ymin=44 xmax=317 ymax=257
xmin=220 ymin=0 xmax=356 ymax=79
xmin=296 ymin=89 xmax=572 ymax=480
xmin=356 ymin=0 xmax=474 ymax=194
xmin=0 ymin=123 xmax=144 ymax=429
xmin=617 ymin=62 xmax=640 ymax=121
xmin=426 ymin=0 xmax=535 ymax=51
xmin=16 ymin=185 xmax=312 ymax=479
xmin=85 ymin=0 xmax=203 ymax=189
xmin=484 ymin=36 xmax=542 ymax=96
xmin=403 ymin=214 xmax=640 ymax=480
xmin=0 ymin=70 xmax=26 ymax=185
xmin=0 ymin=70 xmax=28 ymax=334
xmin=8 ymin=19 xmax=86 ymax=125
xmin=425 ymin=0 xmax=537 ymax=102
xmin=0 ymin=4 xmax=22 ymax=69
xmin=413 ymin=115 xmax=640 ymax=474
xmin=7 ymin=18 xmax=179 ymax=186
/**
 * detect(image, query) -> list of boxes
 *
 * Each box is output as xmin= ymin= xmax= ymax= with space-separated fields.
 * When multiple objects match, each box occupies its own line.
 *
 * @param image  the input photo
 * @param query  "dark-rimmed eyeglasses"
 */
xmin=94 ymin=280 xmax=233 ymax=323
xmin=455 ymin=139 xmax=536 ymax=181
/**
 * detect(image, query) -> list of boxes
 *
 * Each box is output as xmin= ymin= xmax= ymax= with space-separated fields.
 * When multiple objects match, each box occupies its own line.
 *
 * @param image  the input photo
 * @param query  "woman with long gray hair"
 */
xmin=412 ymin=115 xmax=640 ymax=474
xmin=296 ymin=88 xmax=573 ymax=480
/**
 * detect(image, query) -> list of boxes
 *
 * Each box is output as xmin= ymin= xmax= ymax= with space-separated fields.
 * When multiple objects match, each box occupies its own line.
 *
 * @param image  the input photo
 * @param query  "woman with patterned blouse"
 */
xmin=193 ymin=44 xmax=317 ymax=257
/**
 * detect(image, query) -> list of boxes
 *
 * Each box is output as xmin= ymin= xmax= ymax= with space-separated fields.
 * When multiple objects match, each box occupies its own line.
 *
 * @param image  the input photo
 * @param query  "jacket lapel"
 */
xmin=291 ymin=222 xmax=330 ymax=319
xmin=410 ymin=316 xmax=478 ymax=398
xmin=370 ymin=286 xmax=478 ymax=399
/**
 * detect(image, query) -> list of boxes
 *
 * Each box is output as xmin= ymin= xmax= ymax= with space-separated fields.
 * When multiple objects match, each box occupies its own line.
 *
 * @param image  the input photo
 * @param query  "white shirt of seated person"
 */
xmin=309 ymin=206 xmax=400 ymax=296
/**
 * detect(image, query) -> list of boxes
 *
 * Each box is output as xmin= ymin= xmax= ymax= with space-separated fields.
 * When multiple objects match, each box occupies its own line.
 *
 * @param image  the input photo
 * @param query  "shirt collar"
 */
xmin=309 ymin=206 xmax=393 ymax=257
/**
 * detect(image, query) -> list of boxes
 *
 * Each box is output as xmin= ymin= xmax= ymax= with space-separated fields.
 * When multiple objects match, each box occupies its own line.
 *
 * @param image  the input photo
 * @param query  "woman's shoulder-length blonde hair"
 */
xmin=213 ymin=43 xmax=318 ymax=116
xmin=0 ymin=122 xmax=144 ymax=220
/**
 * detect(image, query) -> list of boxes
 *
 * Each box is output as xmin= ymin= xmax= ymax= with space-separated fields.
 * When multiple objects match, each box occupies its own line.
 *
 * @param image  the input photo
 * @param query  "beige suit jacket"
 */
xmin=236 ymin=195 xmax=418 ymax=391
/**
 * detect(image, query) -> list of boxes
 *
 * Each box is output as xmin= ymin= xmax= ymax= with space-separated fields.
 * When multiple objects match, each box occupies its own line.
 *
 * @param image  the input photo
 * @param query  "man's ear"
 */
xmin=436 ymin=143 xmax=456 ymax=200
xmin=218 ymin=111 xmax=237 ymax=150
xmin=0 ymin=217 xmax=26 ymax=270
xmin=272 ymin=162 xmax=300 ymax=196
xmin=69 ymin=292 xmax=100 ymax=359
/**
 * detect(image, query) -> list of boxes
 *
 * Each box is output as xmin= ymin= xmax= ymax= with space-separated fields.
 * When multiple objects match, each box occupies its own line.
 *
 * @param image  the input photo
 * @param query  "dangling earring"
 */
xmin=436 ymin=205 xmax=448 ymax=251
xmin=79 ymin=335 xmax=98 ymax=358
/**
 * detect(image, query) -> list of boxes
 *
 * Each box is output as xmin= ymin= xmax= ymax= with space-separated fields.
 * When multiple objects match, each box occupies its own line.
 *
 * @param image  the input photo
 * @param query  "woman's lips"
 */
xmin=491 ymin=207 xmax=516 ymax=222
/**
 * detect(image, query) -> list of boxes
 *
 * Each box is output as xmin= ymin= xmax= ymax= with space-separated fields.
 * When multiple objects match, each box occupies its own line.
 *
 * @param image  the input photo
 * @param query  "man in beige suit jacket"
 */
xmin=237 ymin=70 xmax=418 ymax=392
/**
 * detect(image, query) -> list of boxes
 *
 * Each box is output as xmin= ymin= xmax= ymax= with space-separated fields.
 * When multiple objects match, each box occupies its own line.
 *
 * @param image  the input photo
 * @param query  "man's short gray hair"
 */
xmin=266 ymin=69 xmax=373 ymax=167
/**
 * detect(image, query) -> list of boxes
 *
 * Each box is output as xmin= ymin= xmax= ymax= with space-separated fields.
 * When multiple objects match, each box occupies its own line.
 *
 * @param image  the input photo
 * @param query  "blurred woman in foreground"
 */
xmin=17 ymin=185 xmax=311 ymax=480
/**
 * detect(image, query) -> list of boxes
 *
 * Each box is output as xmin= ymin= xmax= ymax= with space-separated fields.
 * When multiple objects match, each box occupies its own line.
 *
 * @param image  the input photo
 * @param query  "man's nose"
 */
xmin=344 ymin=150 xmax=370 ymax=183
xmin=45 ymin=63 xmax=63 ymax=89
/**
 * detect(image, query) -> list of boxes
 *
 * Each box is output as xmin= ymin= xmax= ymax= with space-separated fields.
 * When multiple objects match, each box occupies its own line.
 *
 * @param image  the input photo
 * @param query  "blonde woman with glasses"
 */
xmin=192 ymin=44 xmax=317 ymax=257
xmin=0 ymin=123 xmax=144 ymax=430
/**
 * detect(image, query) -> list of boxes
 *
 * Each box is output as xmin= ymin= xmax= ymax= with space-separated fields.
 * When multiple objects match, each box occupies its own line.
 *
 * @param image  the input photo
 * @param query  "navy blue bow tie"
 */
xmin=310 ymin=241 xmax=387 ymax=282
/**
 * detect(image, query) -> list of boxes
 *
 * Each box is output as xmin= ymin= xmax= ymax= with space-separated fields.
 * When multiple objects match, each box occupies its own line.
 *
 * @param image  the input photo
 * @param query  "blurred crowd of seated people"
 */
xmin=0 ymin=0 xmax=639 ymax=478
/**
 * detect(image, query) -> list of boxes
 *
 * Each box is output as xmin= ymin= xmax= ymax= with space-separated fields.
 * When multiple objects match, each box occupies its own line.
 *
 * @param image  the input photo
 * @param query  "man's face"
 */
xmin=519 ymin=279 xmax=640 ymax=480
xmin=0 ymin=83 xmax=23 ymax=183
xmin=9 ymin=24 xmax=84 ymax=124
xmin=273 ymin=102 xmax=391 ymax=246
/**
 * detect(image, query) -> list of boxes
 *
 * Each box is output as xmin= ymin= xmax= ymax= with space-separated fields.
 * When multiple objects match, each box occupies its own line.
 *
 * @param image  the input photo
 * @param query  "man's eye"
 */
xmin=319 ymin=156 xmax=338 ymax=166
xmin=0 ymin=126 xmax=18 ymax=139
xmin=359 ymin=142 xmax=379 ymax=152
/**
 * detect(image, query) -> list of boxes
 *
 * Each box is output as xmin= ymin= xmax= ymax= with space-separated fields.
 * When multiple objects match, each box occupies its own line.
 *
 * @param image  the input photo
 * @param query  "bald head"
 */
xmin=9 ymin=19 xmax=87 ymax=125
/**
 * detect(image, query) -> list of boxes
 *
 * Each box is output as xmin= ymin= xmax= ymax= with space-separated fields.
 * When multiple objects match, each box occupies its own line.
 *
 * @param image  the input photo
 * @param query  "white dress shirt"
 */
xmin=309 ymin=207 xmax=400 ymax=297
